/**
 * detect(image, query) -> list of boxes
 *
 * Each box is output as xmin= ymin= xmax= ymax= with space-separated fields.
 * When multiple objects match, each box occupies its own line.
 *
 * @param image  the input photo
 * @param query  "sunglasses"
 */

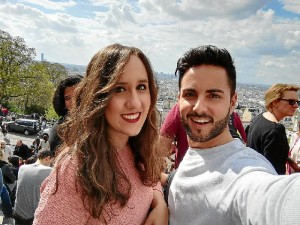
xmin=279 ymin=98 xmax=300 ymax=106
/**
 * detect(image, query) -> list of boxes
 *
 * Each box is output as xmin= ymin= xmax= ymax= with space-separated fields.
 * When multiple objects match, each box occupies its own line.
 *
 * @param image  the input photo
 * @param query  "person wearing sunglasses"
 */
xmin=246 ymin=83 xmax=299 ymax=174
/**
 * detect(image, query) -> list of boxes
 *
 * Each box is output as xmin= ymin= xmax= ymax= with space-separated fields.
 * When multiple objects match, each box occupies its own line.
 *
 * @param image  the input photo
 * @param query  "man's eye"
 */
xmin=209 ymin=93 xmax=220 ymax=99
xmin=137 ymin=84 xmax=147 ymax=90
xmin=183 ymin=92 xmax=195 ymax=98
xmin=115 ymin=86 xmax=125 ymax=93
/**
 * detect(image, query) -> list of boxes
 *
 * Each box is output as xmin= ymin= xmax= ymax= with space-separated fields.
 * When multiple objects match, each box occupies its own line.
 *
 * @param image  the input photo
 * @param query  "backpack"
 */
xmin=228 ymin=113 xmax=241 ymax=139
xmin=163 ymin=170 xmax=177 ymax=205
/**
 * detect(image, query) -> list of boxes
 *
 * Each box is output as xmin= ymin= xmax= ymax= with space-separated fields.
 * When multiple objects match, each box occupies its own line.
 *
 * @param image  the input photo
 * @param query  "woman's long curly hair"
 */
xmin=55 ymin=43 xmax=163 ymax=221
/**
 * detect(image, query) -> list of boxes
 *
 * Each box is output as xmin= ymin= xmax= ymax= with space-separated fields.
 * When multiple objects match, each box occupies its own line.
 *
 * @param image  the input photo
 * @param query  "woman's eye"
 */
xmin=137 ymin=84 xmax=147 ymax=90
xmin=115 ymin=86 xmax=125 ymax=93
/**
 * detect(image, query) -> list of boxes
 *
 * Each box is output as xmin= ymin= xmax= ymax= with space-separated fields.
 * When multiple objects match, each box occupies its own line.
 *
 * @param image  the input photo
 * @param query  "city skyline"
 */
xmin=0 ymin=0 xmax=300 ymax=85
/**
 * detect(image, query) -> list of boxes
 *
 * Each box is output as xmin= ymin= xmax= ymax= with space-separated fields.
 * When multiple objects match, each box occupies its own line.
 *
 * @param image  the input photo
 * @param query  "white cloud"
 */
xmin=138 ymin=0 xmax=270 ymax=20
xmin=21 ymin=0 xmax=77 ymax=11
xmin=256 ymin=50 xmax=300 ymax=84
xmin=102 ymin=3 xmax=136 ymax=27
xmin=280 ymin=0 xmax=300 ymax=14
xmin=0 ymin=0 xmax=299 ymax=85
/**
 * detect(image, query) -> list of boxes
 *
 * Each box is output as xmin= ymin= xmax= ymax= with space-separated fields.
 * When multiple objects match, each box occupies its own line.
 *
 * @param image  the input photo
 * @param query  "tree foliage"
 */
xmin=0 ymin=30 xmax=35 ymax=101
xmin=0 ymin=29 xmax=69 ymax=115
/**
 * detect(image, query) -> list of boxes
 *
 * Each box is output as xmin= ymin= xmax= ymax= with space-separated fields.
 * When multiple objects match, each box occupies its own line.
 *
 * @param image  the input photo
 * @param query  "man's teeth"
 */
xmin=192 ymin=118 xmax=210 ymax=123
xmin=123 ymin=113 xmax=139 ymax=120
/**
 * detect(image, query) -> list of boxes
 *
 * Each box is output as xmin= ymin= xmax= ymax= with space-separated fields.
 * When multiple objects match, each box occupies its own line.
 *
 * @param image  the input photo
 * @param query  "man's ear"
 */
xmin=230 ymin=92 xmax=237 ymax=114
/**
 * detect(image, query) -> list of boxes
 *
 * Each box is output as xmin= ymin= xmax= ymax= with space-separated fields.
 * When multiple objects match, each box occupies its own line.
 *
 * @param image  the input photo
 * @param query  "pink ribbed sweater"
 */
xmin=33 ymin=146 xmax=160 ymax=225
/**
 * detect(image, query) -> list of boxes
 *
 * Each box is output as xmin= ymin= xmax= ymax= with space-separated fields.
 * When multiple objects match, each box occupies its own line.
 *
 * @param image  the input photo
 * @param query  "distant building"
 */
xmin=41 ymin=53 xmax=44 ymax=61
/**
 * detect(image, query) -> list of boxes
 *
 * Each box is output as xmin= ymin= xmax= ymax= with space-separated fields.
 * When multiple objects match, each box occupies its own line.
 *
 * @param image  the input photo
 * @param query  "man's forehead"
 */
xmin=180 ymin=68 xmax=231 ymax=93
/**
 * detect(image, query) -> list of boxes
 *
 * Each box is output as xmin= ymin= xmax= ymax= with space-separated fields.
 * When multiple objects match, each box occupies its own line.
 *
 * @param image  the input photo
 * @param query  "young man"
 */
xmin=168 ymin=45 xmax=300 ymax=225
xmin=13 ymin=149 xmax=53 ymax=225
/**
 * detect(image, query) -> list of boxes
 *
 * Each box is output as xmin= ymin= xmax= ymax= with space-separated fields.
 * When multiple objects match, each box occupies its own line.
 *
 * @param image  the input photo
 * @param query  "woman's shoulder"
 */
xmin=42 ymin=153 xmax=79 ymax=193
xmin=54 ymin=153 xmax=78 ymax=176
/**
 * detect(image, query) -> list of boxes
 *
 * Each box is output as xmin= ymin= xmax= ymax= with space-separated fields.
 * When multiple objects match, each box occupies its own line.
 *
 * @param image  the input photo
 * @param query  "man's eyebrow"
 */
xmin=181 ymin=88 xmax=196 ymax=92
xmin=206 ymin=89 xmax=224 ymax=93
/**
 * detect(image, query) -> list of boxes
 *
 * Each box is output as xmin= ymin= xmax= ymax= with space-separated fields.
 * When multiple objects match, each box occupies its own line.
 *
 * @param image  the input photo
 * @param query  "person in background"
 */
xmin=32 ymin=137 xmax=40 ymax=154
xmin=49 ymin=75 xmax=83 ymax=156
xmin=228 ymin=111 xmax=247 ymax=143
xmin=168 ymin=45 xmax=300 ymax=225
xmin=287 ymin=119 xmax=300 ymax=174
xmin=8 ymin=155 xmax=23 ymax=206
xmin=13 ymin=149 xmax=53 ymax=225
xmin=8 ymin=155 xmax=22 ymax=179
xmin=246 ymin=84 xmax=299 ymax=174
xmin=41 ymin=120 xmax=46 ymax=130
xmin=0 ymin=171 xmax=6 ymax=218
xmin=38 ymin=134 xmax=50 ymax=151
xmin=13 ymin=140 xmax=32 ymax=161
xmin=0 ymin=122 xmax=8 ymax=137
xmin=0 ymin=139 xmax=13 ymax=162
xmin=33 ymin=44 xmax=168 ymax=225
xmin=0 ymin=150 xmax=16 ymax=218
xmin=160 ymin=103 xmax=188 ymax=170
xmin=24 ymin=154 xmax=37 ymax=164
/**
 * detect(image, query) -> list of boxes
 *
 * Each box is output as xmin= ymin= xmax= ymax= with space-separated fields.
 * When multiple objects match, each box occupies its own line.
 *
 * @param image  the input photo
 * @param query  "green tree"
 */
xmin=0 ymin=30 xmax=69 ymax=115
xmin=45 ymin=104 xmax=59 ymax=120
xmin=20 ymin=62 xmax=54 ymax=114
xmin=42 ymin=61 xmax=68 ymax=86
xmin=0 ymin=29 xmax=35 ymax=102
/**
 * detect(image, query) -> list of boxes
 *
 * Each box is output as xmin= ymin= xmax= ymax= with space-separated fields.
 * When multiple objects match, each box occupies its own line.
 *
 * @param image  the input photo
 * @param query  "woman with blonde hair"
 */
xmin=247 ymin=83 xmax=299 ymax=174
xmin=33 ymin=44 xmax=167 ymax=225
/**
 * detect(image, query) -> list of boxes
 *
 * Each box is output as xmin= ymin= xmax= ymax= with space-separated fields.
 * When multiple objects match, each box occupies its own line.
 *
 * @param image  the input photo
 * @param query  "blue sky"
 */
xmin=0 ymin=0 xmax=300 ymax=85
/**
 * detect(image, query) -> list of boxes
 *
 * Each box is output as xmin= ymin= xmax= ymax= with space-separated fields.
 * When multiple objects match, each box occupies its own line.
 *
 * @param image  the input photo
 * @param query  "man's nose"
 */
xmin=192 ymin=98 xmax=208 ymax=113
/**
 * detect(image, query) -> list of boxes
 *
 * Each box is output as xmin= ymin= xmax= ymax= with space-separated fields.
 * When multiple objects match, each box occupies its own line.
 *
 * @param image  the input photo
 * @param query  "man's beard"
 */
xmin=181 ymin=108 xmax=231 ymax=142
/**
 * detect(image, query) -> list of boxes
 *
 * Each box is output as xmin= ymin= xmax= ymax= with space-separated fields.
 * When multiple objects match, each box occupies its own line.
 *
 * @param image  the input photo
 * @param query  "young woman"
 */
xmin=49 ymin=75 xmax=83 ymax=155
xmin=33 ymin=44 xmax=167 ymax=225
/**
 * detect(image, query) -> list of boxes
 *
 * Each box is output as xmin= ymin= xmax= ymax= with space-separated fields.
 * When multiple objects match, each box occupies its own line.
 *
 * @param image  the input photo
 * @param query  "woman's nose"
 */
xmin=126 ymin=91 xmax=142 ymax=109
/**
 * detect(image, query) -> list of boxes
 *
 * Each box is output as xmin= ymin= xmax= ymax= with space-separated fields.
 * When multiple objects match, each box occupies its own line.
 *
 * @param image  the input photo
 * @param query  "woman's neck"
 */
xmin=112 ymin=138 xmax=129 ymax=152
xmin=264 ymin=111 xmax=282 ymax=123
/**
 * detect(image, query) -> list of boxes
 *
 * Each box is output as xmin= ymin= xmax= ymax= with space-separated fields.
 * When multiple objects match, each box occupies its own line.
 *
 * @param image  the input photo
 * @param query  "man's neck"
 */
xmin=35 ymin=159 xmax=48 ymax=166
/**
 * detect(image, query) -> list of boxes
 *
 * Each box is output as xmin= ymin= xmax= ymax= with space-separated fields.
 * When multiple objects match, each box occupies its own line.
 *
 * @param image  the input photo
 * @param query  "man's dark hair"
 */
xmin=175 ymin=45 xmax=236 ymax=96
xmin=53 ymin=75 xmax=83 ymax=117
xmin=37 ymin=149 xmax=52 ymax=160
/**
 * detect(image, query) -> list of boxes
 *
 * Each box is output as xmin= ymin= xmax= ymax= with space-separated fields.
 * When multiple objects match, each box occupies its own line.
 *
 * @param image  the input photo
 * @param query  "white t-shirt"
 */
xmin=39 ymin=141 xmax=50 ymax=150
xmin=169 ymin=139 xmax=300 ymax=225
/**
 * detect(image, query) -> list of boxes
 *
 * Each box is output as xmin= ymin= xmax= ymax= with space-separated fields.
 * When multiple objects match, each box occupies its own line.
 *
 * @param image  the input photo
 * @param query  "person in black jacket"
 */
xmin=49 ymin=75 xmax=82 ymax=156
xmin=247 ymin=84 xmax=299 ymax=174
xmin=0 ymin=150 xmax=16 ymax=217
xmin=13 ymin=140 xmax=32 ymax=161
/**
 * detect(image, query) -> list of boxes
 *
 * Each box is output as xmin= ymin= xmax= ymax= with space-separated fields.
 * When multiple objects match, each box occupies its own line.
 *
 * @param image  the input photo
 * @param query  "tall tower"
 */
xmin=41 ymin=53 xmax=44 ymax=61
